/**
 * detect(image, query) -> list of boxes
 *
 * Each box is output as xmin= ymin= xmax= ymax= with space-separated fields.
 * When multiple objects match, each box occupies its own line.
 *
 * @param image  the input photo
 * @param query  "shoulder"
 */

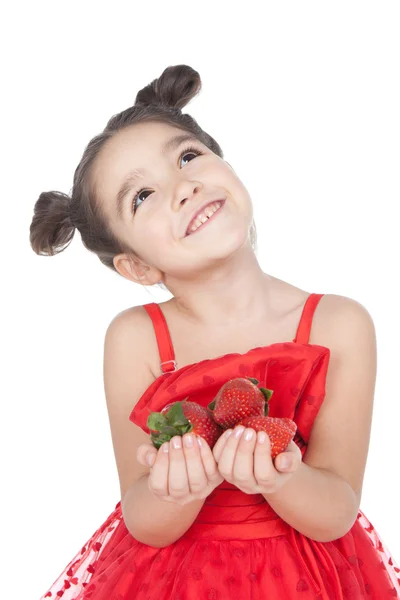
xmin=106 ymin=304 xmax=154 ymax=339
xmin=104 ymin=304 xmax=159 ymax=376
xmin=311 ymin=293 xmax=377 ymax=350
xmin=107 ymin=306 xmax=151 ymax=332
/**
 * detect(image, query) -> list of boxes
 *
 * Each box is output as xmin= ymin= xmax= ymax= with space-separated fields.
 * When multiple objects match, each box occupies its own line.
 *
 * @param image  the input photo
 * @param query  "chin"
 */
xmin=204 ymin=226 xmax=251 ymax=261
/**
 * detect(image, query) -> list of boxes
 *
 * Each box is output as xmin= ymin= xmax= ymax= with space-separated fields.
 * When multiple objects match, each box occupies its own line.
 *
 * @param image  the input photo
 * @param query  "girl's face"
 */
xmin=93 ymin=121 xmax=254 ymax=284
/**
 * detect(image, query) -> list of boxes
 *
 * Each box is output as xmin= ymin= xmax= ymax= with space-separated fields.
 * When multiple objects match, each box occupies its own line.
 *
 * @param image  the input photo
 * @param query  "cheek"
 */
xmin=235 ymin=181 xmax=253 ymax=212
xmin=131 ymin=220 xmax=170 ymax=264
xmin=222 ymin=170 xmax=253 ymax=218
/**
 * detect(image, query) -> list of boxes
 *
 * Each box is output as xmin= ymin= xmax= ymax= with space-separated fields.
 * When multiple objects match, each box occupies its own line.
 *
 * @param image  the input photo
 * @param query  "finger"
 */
xmin=288 ymin=440 xmax=302 ymax=459
xmin=168 ymin=436 xmax=190 ymax=499
xmin=254 ymin=431 xmax=275 ymax=487
xmin=145 ymin=451 xmax=157 ymax=467
xmin=181 ymin=434 xmax=208 ymax=494
xmin=148 ymin=442 xmax=170 ymax=497
xmin=233 ymin=428 xmax=258 ymax=487
xmin=217 ymin=425 xmax=245 ymax=479
xmin=136 ymin=443 xmax=157 ymax=466
xmin=212 ymin=429 xmax=233 ymax=463
xmin=275 ymin=441 xmax=302 ymax=472
xmin=196 ymin=436 xmax=223 ymax=484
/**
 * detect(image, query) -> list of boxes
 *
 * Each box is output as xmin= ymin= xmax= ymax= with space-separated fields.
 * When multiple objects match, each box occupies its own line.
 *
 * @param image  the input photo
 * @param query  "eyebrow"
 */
xmin=115 ymin=133 xmax=200 ymax=219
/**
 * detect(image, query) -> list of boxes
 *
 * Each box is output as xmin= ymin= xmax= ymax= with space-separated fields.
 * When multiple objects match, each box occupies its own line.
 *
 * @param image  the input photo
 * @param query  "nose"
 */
xmin=172 ymin=181 xmax=203 ymax=211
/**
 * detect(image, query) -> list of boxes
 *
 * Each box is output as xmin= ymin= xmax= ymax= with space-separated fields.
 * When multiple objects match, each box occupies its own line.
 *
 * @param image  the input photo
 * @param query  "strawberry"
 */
xmin=208 ymin=377 xmax=274 ymax=429
xmin=238 ymin=415 xmax=297 ymax=458
xmin=147 ymin=400 xmax=223 ymax=449
xmin=279 ymin=417 xmax=297 ymax=437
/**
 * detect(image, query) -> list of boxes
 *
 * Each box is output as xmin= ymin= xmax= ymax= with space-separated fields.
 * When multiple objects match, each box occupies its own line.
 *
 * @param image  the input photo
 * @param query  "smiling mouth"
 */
xmin=185 ymin=200 xmax=225 ymax=236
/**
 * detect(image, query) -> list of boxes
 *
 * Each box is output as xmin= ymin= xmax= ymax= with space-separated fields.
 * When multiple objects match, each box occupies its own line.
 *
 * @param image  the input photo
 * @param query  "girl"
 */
xmin=31 ymin=64 xmax=400 ymax=599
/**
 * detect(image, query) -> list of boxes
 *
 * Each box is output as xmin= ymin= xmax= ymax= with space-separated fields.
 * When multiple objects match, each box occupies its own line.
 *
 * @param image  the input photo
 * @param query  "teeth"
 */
xmin=188 ymin=202 xmax=222 ymax=234
xmin=205 ymin=207 xmax=214 ymax=218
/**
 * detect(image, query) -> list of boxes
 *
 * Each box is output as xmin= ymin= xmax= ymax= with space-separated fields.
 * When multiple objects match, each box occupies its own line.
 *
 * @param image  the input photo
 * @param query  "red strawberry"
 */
xmin=208 ymin=377 xmax=274 ymax=429
xmin=280 ymin=417 xmax=297 ymax=437
xmin=238 ymin=415 xmax=297 ymax=458
xmin=147 ymin=400 xmax=223 ymax=449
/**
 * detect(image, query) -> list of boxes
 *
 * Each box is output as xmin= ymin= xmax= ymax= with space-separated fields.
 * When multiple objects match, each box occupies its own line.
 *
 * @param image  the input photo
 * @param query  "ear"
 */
xmin=225 ymin=160 xmax=234 ymax=171
xmin=113 ymin=253 xmax=162 ymax=286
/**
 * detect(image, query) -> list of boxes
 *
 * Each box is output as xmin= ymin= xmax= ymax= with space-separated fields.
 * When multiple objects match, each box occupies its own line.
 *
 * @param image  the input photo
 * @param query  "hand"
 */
xmin=212 ymin=425 xmax=302 ymax=495
xmin=136 ymin=434 xmax=224 ymax=505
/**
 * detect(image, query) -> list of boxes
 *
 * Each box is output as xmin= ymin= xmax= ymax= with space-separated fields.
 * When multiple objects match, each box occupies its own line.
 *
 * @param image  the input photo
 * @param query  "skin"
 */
xmin=136 ymin=430 xmax=302 ymax=505
xmin=93 ymin=120 xmax=305 ymax=503
xmin=93 ymin=120 xmax=254 ymax=287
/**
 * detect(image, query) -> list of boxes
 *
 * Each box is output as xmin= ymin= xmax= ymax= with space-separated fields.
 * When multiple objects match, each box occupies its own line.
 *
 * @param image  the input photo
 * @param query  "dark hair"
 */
xmin=29 ymin=64 xmax=257 ymax=280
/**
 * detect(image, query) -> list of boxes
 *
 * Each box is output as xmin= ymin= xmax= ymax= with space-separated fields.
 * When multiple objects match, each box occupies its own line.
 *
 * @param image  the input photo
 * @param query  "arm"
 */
xmin=104 ymin=307 xmax=215 ymax=548
xmin=266 ymin=295 xmax=377 ymax=542
xmin=122 ymin=475 xmax=205 ymax=548
xmin=264 ymin=462 xmax=358 ymax=542
xmin=104 ymin=308 xmax=205 ymax=548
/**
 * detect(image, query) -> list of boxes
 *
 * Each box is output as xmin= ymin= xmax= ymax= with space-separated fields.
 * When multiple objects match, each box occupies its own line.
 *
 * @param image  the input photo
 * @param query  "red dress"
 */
xmin=41 ymin=293 xmax=400 ymax=599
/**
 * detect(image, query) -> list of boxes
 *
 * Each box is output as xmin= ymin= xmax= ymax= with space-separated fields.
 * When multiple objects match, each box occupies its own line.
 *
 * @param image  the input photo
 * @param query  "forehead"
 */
xmin=97 ymin=121 xmax=186 ymax=174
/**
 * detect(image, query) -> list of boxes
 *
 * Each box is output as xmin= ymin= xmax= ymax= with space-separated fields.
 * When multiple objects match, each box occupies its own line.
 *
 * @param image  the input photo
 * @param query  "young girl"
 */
xmin=31 ymin=64 xmax=399 ymax=599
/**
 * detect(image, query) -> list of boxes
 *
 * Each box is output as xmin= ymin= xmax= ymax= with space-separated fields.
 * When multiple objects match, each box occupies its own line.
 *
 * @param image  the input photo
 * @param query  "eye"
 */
xmin=131 ymin=145 xmax=204 ymax=213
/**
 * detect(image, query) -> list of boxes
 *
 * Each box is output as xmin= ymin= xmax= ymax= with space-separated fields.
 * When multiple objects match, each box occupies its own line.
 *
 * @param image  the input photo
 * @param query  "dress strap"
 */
xmin=143 ymin=294 xmax=324 ymax=372
xmin=294 ymin=293 xmax=325 ymax=344
xmin=143 ymin=303 xmax=177 ymax=374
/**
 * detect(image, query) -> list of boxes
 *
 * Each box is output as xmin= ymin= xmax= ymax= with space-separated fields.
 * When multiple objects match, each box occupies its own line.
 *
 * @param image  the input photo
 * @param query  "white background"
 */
xmin=2 ymin=1 xmax=399 ymax=598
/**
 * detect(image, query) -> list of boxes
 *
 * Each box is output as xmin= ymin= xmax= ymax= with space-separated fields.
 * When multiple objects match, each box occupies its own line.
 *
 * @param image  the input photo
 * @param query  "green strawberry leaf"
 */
xmin=161 ymin=425 xmax=180 ymax=436
xmin=150 ymin=431 xmax=174 ymax=448
xmin=147 ymin=412 xmax=168 ymax=430
xmin=247 ymin=377 xmax=260 ymax=386
xmin=164 ymin=402 xmax=190 ymax=427
xmin=260 ymin=387 xmax=274 ymax=402
xmin=151 ymin=438 xmax=163 ymax=449
xmin=175 ymin=423 xmax=193 ymax=435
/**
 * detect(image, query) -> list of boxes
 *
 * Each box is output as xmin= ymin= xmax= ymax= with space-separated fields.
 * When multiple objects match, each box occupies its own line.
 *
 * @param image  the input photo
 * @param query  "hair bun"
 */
xmin=134 ymin=64 xmax=202 ymax=111
xmin=30 ymin=190 xmax=75 ymax=256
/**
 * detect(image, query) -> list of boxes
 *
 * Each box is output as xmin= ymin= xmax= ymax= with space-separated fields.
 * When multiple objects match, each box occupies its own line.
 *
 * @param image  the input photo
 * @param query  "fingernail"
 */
xmin=258 ymin=432 xmax=266 ymax=444
xmin=172 ymin=437 xmax=182 ymax=449
xmin=162 ymin=442 xmax=170 ymax=453
xmin=146 ymin=453 xmax=155 ymax=466
xmin=225 ymin=429 xmax=233 ymax=438
xmin=197 ymin=436 xmax=203 ymax=447
xmin=244 ymin=428 xmax=254 ymax=441
xmin=183 ymin=435 xmax=193 ymax=448
xmin=234 ymin=426 xmax=245 ymax=438
xmin=280 ymin=457 xmax=291 ymax=469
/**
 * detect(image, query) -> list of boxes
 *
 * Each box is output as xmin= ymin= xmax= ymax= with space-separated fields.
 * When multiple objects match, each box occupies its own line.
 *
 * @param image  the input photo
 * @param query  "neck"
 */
xmin=164 ymin=245 xmax=279 ymax=327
